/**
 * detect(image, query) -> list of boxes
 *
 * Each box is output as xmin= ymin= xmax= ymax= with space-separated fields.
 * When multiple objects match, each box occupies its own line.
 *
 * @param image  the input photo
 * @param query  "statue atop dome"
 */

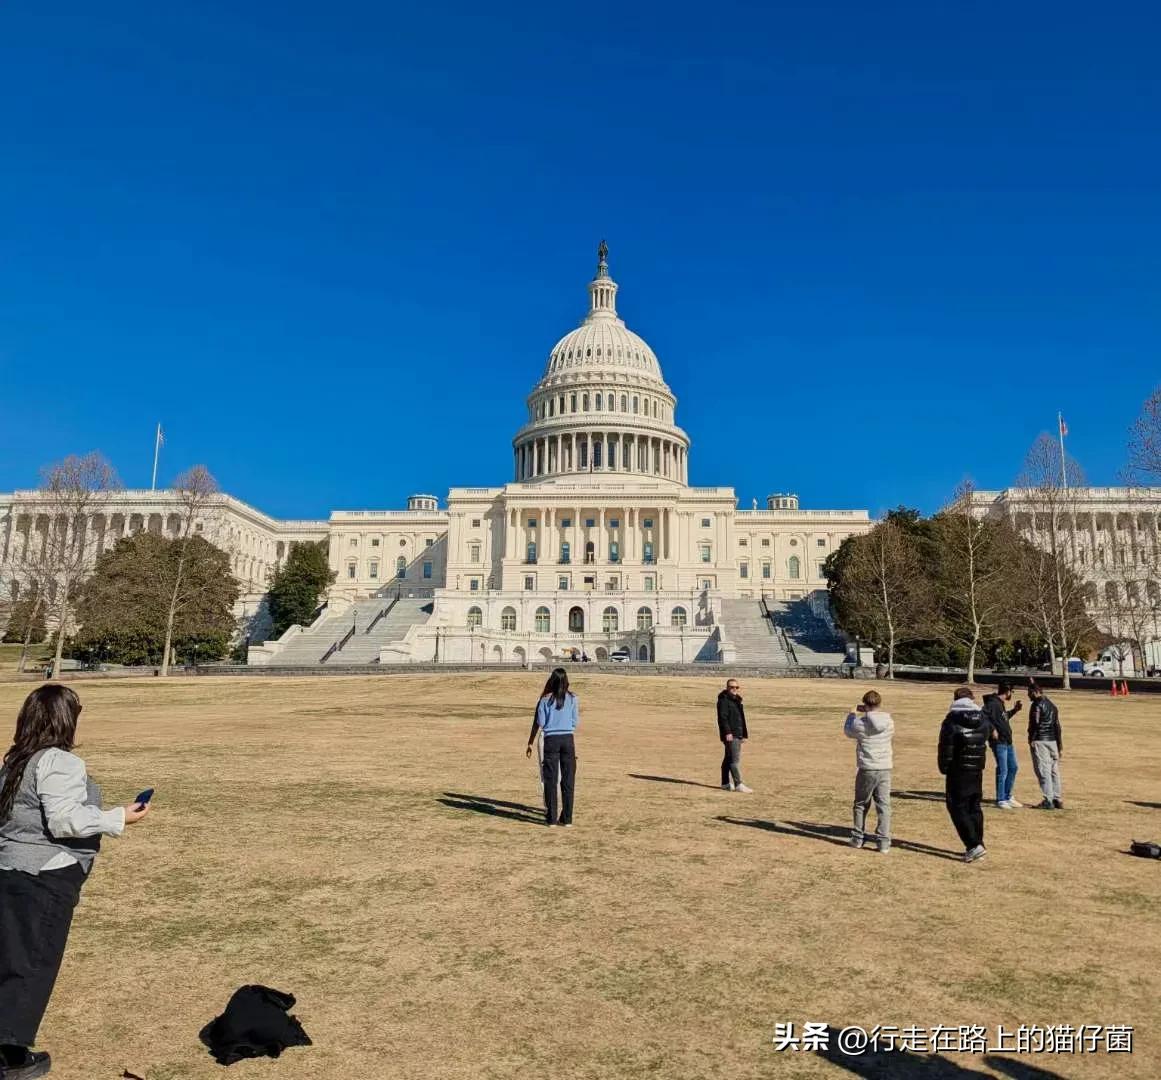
xmin=596 ymin=239 xmax=609 ymax=278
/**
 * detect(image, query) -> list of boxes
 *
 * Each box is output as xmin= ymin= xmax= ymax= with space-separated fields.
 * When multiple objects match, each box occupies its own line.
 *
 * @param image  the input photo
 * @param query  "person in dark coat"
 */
xmin=716 ymin=679 xmax=752 ymax=793
xmin=982 ymin=680 xmax=1024 ymax=808
xmin=1027 ymin=681 xmax=1064 ymax=809
xmin=938 ymin=686 xmax=992 ymax=863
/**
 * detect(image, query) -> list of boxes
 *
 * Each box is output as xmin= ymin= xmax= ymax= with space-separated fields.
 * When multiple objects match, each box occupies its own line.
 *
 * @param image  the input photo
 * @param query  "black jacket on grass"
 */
xmin=717 ymin=691 xmax=748 ymax=742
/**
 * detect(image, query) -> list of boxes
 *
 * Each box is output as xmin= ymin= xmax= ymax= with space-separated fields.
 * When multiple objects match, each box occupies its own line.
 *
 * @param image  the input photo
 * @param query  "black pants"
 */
xmin=541 ymin=734 xmax=576 ymax=825
xmin=0 ymin=863 xmax=85 ymax=1047
xmin=720 ymin=738 xmax=743 ymax=787
xmin=945 ymin=770 xmax=984 ymax=850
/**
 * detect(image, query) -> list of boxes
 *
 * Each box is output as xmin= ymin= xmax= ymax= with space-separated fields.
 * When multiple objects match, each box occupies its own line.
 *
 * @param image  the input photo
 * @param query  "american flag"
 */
xmin=1058 ymin=415 xmax=1068 ymax=438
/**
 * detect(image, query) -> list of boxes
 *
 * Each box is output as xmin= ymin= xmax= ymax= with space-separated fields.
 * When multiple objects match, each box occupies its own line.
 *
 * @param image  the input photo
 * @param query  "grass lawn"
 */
xmin=0 ymin=641 xmax=50 ymax=672
xmin=0 ymin=672 xmax=1157 ymax=1079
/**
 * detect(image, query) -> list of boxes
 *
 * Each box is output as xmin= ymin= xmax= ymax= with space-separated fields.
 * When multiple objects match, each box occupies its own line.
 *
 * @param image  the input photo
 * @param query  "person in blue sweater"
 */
xmin=524 ymin=668 xmax=579 ymax=827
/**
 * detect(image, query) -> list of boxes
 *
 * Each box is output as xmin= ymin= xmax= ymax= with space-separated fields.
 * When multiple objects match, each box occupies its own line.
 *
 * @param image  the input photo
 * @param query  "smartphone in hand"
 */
xmin=134 ymin=788 xmax=155 ymax=809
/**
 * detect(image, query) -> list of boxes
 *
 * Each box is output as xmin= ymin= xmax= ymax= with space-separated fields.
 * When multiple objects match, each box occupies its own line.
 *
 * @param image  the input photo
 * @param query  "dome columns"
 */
xmin=513 ymin=430 xmax=688 ymax=484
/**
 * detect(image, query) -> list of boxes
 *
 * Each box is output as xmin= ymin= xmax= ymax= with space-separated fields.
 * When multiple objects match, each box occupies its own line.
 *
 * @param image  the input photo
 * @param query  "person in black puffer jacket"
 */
xmin=938 ymin=686 xmax=993 ymax=863
xmin=716 ymin=680 xmax=751 ymax=793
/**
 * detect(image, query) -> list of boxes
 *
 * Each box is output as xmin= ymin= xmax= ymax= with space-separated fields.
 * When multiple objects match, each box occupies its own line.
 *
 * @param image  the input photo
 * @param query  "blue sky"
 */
xmin=1 ymin=1 xmax=1157 ymax=519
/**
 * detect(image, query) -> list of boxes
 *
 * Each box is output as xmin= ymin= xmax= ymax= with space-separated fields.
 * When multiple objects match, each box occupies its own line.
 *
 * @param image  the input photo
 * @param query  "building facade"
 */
xmin=1 ymin=246 xmax=873 ymax=663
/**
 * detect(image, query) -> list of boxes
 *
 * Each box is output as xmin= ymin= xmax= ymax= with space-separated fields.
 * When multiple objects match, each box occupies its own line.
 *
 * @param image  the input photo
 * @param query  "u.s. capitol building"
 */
xmin=1 ymin=246 xmax=873 ymax=665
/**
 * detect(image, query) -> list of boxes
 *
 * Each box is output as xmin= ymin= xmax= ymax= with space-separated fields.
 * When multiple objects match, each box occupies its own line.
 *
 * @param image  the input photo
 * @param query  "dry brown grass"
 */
xmin=0 ymin=672 xmax=1158 ymax=1079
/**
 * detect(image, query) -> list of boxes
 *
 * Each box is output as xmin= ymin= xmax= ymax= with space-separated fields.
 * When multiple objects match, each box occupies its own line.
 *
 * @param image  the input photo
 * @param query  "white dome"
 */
xmin=540 ymin=247 xmax=665 ymax=383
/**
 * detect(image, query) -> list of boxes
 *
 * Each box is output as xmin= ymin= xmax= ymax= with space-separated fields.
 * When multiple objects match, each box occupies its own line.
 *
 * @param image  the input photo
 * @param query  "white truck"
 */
xmin=1084 ymin=645 xmax=1137 ymax=679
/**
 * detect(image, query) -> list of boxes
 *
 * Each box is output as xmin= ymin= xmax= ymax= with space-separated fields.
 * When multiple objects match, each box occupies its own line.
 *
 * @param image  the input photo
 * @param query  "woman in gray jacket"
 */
xmin=843 ymin=689 xmax=895 ymax=853
xmin=0 ymin=685 xmax=152 ymax=1079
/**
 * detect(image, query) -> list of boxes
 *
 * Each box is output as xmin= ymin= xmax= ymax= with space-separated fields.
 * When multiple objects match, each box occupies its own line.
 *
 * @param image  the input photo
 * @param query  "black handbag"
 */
xmin=1130 ymin=840 xmax=1161 ymax=859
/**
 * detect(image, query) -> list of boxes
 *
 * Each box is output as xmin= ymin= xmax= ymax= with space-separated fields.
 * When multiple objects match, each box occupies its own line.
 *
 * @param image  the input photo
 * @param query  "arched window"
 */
xmin=653 ymin=401 xmax=658 ymax=418
xmin=501 ymin=606 xmax=517 ymax=632
xmin=396 ymin=555 xmax=407 ymax=579
xmin=535 ymin=606 xmax=551 ymax=632
xmin=608 ymin=395 xmax=615 ymax=412
xmin=671 ymin=606 xmax=688 ymax=627
xmin=609 ymin=540 xmax=620 ymax=563
xmin=602 ymin=606 xmax=619 ymax=632
xmin=643 ymin=541 xmax=654 ymax=564
xmin=620 ymin=394 xmax=628 ymax=412
xmin=568 ymin=606 xmax=585 ymax=632
xmin=585 ymin=540 xmax=595 ymax=564
xmin=467 ymin=606 xmax=483 ymax=628
xmin=636 ymin=606 xmax=653 ymax=630
xmin=595 ymin=393 xmax=603 ymax=410
xmin=548 ymin=399 xmax=554 ymax=417
xmin=582 ymin=393 xmax=589 ymax=411
xmin=632 ymin=396 xmax=639 ymax=414
xmin=527 ymin=541 xmax=537 ymax=564
xmin=788 ymin=555 xmax=800 ymax=580
xmin=560 ymin=540 xmax=571 ymax=564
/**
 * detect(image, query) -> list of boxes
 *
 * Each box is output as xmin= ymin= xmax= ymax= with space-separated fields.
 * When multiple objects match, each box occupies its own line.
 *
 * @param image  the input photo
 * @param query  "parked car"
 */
xmin=610 ymin=646 xmax=631 ymax=663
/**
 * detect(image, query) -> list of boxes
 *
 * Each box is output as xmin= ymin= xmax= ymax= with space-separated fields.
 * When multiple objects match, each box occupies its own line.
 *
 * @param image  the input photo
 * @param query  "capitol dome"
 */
xmin=512 ymin=243 xmax=690 ymax=486
xmin=542 ymin=247 xmax=664 ymax=382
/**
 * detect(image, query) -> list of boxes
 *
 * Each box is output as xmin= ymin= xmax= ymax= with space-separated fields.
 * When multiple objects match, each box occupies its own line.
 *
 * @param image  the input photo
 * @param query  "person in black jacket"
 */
xmin=1026 ymin=682 xmax=1064 ymax=809
xmin=716 ymin=680 xmax=752 ymax=793
xmin=982 ymin=681 xmax=1023 ymax=809
xmin=938 ymin=686 xmax=992 ymax=863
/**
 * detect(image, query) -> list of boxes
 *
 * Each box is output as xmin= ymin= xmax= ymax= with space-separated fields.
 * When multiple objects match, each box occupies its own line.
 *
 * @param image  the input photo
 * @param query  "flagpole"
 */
xmin=151 ymin=423 xmax=162 ymax=491
xmin=1057 ymin=411 xmax=1068 ymax=491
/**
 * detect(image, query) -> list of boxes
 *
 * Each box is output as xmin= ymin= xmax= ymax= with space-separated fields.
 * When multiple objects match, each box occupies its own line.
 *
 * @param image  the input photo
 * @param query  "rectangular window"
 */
xmin=371 ymin=538 xmax=380 ymax=547
xmin=561 ymin=518 xmax=572 ymax=528
xmin=347 ymin=564 xmax=356 ymax=579
xmin=700 ymin=544 xmax=712 ymax=562
xmin=609 ymin=541 xmax=620 ymax=563
xmin=740 ymin=563 xmax=748 ymax=578
xmin=702 ymin=578 xmax=713 ymax=590
xmin=643 ymin=518 xmax=653 ymax=529
xmin=470 ymin=544 xmax=481 ymax=563
xmin=739 ymin=538 xmax=747 ymax=547
xmin=471 ymin=519 xmax=481 ymax=528
xmin=425 ymin=538 xmax=434 ymax=548
xmin=524 ymin=576 xmax=535 ymax=591
xmin=369 ymin=562 xmax=379 ymax=579
xmin=423 ymin=561 xmax=432 ymax=579
xmin=558 ymin=576 xmax=569 ymax=590
xmin=762 ymin=562 xmax=771 ymax=579
xmin=817 ymin=562 xmax=826 ymax=579
xmin=817 ymin=538 xmax=826 ymax=547
xmin=610 ymin=518 xmax=620 ymax=528
xmin=570 ymin=393 xmax=577 ymax=412
xmin=583 ymin=576 xmax=595 ymax=587
xmin=761 ymin=538 xmax=770 ymax=547
xmin=643 ymin=541 xmax=654 ymax=564
xmin=350 ymin=538 xmax=358 ymax=547
xmin=644 ymin=576 xmax=655 ymax=591
xmin=701 ymin=518 xmax=711 ymax=528
xmin=585 ymin=518 xmax=595 ymax=528
xmin=469 ymin=578 xmax=480 ymax=592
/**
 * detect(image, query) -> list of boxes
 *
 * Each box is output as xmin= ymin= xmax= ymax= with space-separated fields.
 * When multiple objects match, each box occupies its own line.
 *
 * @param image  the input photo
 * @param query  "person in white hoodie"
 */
xmin=843 ymin=689 xmax=895 ymax=853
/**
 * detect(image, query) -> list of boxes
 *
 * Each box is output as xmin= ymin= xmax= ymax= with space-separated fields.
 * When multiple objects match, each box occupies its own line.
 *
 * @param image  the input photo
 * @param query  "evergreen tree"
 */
xmin=267 ymin=541 xmax=335 ymax=638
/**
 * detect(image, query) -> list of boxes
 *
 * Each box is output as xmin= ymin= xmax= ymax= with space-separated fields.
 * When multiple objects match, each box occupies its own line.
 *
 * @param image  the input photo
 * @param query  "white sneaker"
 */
xmin=721 ymin=783 xmax=733 ymax=791
xmin=734 ymin=784 xmax=754 ymax=794
xmin=1006 ymin=798 xmax=1023 ymax=808
xmin=997 ymin=800 xmax=1015 ymax=809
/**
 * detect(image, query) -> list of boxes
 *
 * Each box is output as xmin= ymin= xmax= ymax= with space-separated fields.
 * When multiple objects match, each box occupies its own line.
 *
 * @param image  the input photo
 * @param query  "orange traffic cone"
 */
xmin=1110 ymin=681 xmax=1119 ymax=697
xmin=1122 ymin=680 xmax=1131 ymax=697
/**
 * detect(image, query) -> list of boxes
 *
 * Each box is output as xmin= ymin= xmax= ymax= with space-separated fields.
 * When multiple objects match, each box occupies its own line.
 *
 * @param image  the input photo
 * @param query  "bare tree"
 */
xmin=932 ymin=480 xmax=1019 ymax=682
xmin=1012 ymin=434 xmax=1094 ymax=689
xmin=1128 ymin=386 xmax=1161 ymax=482
xmin=838 ymin=519 xmax=933 ymax=677
xmin=38 ymin=453 xmax=121 ymax=674
xmin=159 ymin=465 xmax=221 ymax=675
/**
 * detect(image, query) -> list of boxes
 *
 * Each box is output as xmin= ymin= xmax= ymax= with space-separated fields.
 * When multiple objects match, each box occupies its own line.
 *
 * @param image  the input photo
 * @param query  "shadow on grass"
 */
xmin=717 ymin=818 xmax=963 ymax=862
xmin=1127 ymin=800 xmax=1161 ymax=810
xmin=629 ymin=773 xmax=725 ymax=790
xmin=893 ymin=790 xmax=946 ymax=802
xmin=439 ymin=792 xmax=544 ymax=825
xmin=812 ymin=1027 xmax=1068 ymax=1077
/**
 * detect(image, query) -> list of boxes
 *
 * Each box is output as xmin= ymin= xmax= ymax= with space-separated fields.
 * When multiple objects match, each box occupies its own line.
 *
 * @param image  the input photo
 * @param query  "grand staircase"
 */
xmin=267 ymin=596 xmax=433 ymax=665
xmin=719 ymin=598 xmax=792 ymax=666
xmin=766 ymin=597 xmax=847 ymax=664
